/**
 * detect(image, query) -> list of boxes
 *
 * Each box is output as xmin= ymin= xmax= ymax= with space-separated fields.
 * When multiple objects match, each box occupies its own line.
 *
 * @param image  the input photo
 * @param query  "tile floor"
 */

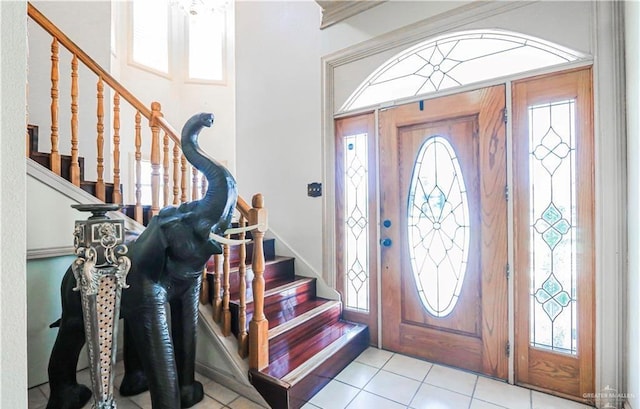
xmin=28 ymin=347 xmax=594 ymax=409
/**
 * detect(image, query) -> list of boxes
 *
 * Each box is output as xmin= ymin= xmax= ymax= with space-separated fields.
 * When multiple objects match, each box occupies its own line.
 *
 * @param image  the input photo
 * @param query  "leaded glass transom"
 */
xmin=344 ymin=133 xmax=369 ymax=312
xmin=407 ymin=136 xmax=470 ymax=318
xmin=529 ymin=100 xmax=577 ymax=355
xmin=340 ymin=30 xmax=586 ymax=112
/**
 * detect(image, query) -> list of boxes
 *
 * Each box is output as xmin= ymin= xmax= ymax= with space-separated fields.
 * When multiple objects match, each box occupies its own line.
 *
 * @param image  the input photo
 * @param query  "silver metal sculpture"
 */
xmin=71 ymin=204 xmax=131 ymax=409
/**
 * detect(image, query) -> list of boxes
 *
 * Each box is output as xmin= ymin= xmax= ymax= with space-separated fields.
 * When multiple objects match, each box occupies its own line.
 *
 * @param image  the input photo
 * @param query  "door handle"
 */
xmin=381 ymin=238 xmax=392 ymax=247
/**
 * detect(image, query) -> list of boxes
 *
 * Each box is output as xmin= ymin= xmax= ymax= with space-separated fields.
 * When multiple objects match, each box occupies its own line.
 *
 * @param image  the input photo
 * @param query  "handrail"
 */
xmin=27 ymin=3 xmax=151 ymax=119
xmin=28 ymin=2 xmax=254 ymax=217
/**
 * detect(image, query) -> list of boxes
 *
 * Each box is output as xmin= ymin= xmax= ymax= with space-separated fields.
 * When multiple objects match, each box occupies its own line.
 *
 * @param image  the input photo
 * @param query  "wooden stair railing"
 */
xmin=27 ymin=2 xmax=270 ymax=371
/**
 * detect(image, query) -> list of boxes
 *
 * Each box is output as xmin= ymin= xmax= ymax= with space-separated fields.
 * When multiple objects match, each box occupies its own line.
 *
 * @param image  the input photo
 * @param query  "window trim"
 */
xmin=183 ymin=9 xmax=229 ymax=86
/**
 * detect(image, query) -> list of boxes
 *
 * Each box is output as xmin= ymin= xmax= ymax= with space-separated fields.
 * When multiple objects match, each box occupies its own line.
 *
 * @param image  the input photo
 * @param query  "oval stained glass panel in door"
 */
xmin=407 ymin=136 xmax=470 ymax=317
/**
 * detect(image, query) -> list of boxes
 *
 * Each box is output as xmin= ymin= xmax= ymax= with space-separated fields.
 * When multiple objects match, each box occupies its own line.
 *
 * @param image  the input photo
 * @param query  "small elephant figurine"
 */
xmin=46 ymin=113 xmax=239 ymax=409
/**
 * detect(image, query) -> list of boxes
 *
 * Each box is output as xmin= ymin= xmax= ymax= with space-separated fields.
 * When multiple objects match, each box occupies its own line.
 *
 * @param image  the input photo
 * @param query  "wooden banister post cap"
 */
xmin=252 ymin=193 xmax=263 ymax=209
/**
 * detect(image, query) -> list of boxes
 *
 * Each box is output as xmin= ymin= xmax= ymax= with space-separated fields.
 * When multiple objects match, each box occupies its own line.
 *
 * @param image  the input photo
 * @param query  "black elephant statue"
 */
xmin=46 ymin=113 xmax=240 ymax=409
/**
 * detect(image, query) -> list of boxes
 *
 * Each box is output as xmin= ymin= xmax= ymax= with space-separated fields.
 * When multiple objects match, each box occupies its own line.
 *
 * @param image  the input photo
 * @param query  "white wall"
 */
xmin=236 ymin=0 xmax=324 ymax=272
xmin=626 ymin=2 xmax=639 ymax=407
xmin=0 ymin=1 xmax=28 ymax=407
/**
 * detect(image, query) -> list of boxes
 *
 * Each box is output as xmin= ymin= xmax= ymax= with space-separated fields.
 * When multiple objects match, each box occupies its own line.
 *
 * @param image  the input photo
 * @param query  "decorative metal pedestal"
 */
xmin=71 ymin=204 xmax=131 ymax=409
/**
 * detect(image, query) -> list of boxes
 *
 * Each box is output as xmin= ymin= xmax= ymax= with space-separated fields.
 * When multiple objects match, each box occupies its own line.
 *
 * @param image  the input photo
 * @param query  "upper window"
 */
xmin=132 ymin=0 xmax=169 ymax=74
xmin=187 ymin=10 xmax=226 ymax=82
xmin=340 ymin=30 xmax=587 ymax=112
xmin=130 ymin=0 xmax=228 ymax=83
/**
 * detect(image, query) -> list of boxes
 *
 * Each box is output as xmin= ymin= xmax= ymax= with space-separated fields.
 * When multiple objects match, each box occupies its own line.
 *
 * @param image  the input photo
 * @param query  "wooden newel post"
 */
xmin=249 ymin=194 xmax=269 ymax=370
xmin=150 ymin=102 xmax=162 ymax=216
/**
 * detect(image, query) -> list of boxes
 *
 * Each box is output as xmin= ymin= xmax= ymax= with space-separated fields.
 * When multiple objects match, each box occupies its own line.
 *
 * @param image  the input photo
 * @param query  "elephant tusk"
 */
xmin=209 ymin=232 xmax=251 ymax=246
xmin=222 ymin=224 xmax=259 ymax=235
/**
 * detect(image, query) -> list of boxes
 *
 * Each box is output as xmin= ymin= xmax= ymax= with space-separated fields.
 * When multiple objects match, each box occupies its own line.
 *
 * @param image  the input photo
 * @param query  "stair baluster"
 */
xmin=112 ymin=93 xmax=122 ymax=204
xmin=172 ymin=143 xmax=180 ymax=205
xmin=212 ymin=254 xmax=222 ymax=323
xmin=134 ymin=111 xmax=143 ymax=224
xmin=163 ymin=131 xmax=170 ymax=207
xmin=237 ymin=216 xmax=248 ymax=357
xmin=50 ymin=38 xmax=61 ymax=176
xmin=150 ymin=102 xmax=162 ymax=217
xmin=222 ymin=238 xmax=231 ymax=336
xmin=191 ymin=166 xmax=198 ymax=200
xmin=181 ymin=154 xmax=188 ymax=203
xmin=70 ymin=54 xmax=80 ymax=186
xmin=200 ymin=173 xmax=207 ymax=199
xmin=95 ymin=78 xmax=105 ymax=201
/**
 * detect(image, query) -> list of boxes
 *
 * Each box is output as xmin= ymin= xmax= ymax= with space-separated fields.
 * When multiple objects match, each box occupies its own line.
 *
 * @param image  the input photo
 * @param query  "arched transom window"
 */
xmin=340 ymin=30 xmax=588 ymax=112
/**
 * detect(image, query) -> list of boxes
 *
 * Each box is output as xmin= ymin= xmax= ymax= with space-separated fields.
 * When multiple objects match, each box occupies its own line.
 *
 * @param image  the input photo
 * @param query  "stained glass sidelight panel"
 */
xmin=528 ymin=100 xmax=577 ymax=355
xmin=344 ymin=133 xmax=369 ymax=311
xmin=407 ymin=136 xmax=470 ymax=317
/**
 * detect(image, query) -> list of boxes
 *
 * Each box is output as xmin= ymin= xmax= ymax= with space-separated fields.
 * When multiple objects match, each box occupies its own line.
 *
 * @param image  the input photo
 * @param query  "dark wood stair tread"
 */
xmin=266 ymin=298 xmax=331 ymax=331
xmin=249 ymin=322 xmax=369 ymax=408
xmin=265 ymin=320 xmax=365 ymax=379
xmin=229 ymin=275 xmax=316 ymax=336
xmin=225 ymin=256 xmax=295 ymax=296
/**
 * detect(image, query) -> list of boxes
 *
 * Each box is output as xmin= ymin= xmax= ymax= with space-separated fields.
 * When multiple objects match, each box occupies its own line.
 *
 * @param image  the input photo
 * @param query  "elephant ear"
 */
xmin=131 ymin=217 xmax=172 ymax=282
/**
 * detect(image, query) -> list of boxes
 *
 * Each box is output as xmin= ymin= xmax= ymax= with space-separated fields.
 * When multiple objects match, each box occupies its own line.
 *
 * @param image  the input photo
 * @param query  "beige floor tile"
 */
xmin=203 ymin=381 xmax=240 ymax=405
xmin=309 ymin=379 xmax=359 ymax=409
xmin=346 ymin=390 xmax=406 ymax=409
xmin=470 ymin=399 xmax=509 ymax=409
xmin=410 ymin=383 xmax=471 ymax=409
xmin=334 ymin=361 xmax=379 ymax=388
xmin=227 ymin=396 xmax=269 ymax=409
xmin=474 ymin=377 xmax=531 ymax=409
xmin=189 ymin=394 xmax=226 ymax=409
xmin=382 ymin=353 xmax=432 ymax=382
xmin=354 ymin=347 xmax=394 ymax=369
xmin=363 ymin=369 xmax=421 ymax=405
xmin=28 ymin=387 xmax=48 ymax=408
xmin=423 ymin=364 xmax=478 ymax=396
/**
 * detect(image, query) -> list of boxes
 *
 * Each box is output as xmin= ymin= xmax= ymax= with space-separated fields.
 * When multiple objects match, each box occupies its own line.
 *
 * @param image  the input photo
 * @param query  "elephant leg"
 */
xmin=126 ymin=303 xmax=181 ymax=409
xmin=119 ymin=319 xmax=149 ymax=396
xmin=170 ymin=280 xmax=204 ymax=408
xmin=46 ymin=312 xmax=91 ymax=409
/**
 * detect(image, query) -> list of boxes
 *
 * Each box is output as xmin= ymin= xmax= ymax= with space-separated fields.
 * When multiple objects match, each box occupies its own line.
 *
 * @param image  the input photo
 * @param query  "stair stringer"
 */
xmin=197 ymin=303 xmax=270 ymax=407
xmin=27 ymin=158 xmax=144 ymax=259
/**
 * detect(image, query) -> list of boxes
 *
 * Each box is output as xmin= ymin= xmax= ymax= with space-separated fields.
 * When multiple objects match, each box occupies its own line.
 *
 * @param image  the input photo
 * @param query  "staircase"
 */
xmin=26 ymin=3 xmax=369 ymax=408
xmin=207 ymin=237 xmax=369 ymax=409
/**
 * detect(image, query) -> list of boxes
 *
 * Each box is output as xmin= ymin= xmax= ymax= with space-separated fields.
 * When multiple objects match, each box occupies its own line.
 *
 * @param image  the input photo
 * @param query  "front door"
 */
xmin=379 ymin=85 xmax=508 ymax=379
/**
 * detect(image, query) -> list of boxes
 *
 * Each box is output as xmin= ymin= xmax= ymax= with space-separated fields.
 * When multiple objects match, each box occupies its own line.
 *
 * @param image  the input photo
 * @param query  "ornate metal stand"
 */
xmin=71 ymin=204 xmax=131 ymax=409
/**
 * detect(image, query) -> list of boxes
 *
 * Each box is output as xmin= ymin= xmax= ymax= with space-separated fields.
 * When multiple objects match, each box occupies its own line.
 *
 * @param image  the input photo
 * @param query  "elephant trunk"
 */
xmin=180 ymin=113 xmax=237 ymax=235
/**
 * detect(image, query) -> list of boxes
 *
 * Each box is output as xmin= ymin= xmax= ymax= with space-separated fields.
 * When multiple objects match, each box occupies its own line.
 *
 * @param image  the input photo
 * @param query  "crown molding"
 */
xmin=317 ymin=0 xmax=385 ymax=29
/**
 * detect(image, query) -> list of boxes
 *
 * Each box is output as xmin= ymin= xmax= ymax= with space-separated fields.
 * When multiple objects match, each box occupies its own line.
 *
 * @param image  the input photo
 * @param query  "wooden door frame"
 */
xmin=512 ymin=67 xmax=595 ymax=402
xmin=334 ymin=112 xmax=379 ymax=343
